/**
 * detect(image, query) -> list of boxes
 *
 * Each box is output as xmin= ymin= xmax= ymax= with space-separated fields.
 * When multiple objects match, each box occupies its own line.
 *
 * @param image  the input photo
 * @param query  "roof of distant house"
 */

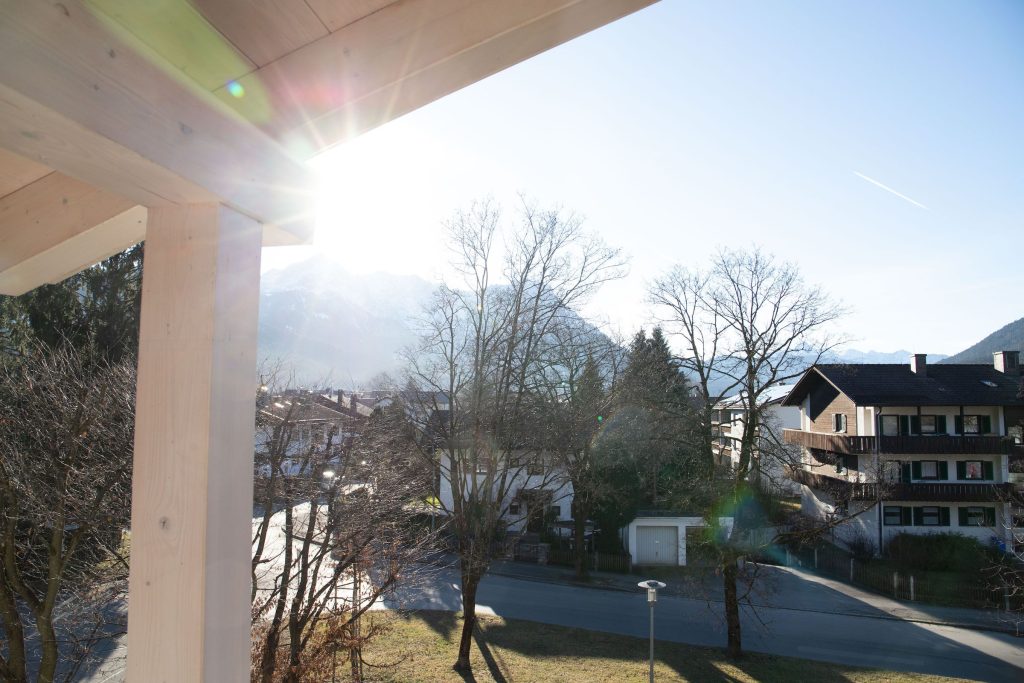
xmin=782 ymin=364 xmax=1024 ymax=407
xmin=714 ymin=384 xmax=795 ymax=410
xmin=261 ymin=395 xmax=355 ymax=423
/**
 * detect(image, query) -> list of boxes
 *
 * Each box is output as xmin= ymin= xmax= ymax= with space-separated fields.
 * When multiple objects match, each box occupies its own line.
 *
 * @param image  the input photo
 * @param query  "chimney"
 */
xmin=336 ymin=390 xmax=345 ymax=408
xmin=993 ymin=351 xmax=1021 ymax=376
xmin=910 ymin=353 xmax=927 ymax=376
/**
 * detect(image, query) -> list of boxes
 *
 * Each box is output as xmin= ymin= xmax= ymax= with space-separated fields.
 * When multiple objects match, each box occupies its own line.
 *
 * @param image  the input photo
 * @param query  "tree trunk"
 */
xmin=34 ymin=612 xmax=59 ymax=683
xmin=260 ymin=503 xmax=294 ymax=683
xmin=0 ymin=573 xmax=28 ymax=683
xmin=454 ymin=572 xmax=481 ymax=672
xmin=572 ymin=498 xmax=589 ymax=580
xmin=723 ymin=556 xmax=742 ymax=659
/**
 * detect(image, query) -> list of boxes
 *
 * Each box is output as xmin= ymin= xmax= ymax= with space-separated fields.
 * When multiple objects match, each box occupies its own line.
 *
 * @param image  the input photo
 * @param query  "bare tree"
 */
xmin=534 ymin=323 xmax=628 ymax=579
xmin=250 ymin=379 xmax=435 ymax=683
xmin=403 ymin=199 xmax=626 ymax=672
xmin=0 ymin=344 xmax=135 ymax=683
xmin=650 ymin=247 xmax=847 ymax=658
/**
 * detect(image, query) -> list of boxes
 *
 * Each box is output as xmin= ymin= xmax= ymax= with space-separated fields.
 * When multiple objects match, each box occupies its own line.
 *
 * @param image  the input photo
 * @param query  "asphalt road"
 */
xmin=70 ymin=563 xmax=1024 ymax=682
xmin=382 ymin=567 xmax=1024 ymax=683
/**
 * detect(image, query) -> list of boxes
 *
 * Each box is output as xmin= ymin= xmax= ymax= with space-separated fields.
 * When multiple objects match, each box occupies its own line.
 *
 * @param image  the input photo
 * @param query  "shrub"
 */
xmin=845 ymin=531 xmax=876 ymax=562
xmin=884 ymin=533 xmax=991 ymax=573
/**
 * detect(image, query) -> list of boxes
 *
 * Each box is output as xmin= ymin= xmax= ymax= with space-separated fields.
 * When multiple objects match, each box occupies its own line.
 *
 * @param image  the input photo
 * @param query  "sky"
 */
xmin=262 ymin=0 xmax=1024 ymax=356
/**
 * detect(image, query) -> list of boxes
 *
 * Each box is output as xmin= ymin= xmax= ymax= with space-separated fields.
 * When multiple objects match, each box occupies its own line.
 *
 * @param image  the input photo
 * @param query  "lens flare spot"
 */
xmin=226 ymin=80 xmax=245 ymax=98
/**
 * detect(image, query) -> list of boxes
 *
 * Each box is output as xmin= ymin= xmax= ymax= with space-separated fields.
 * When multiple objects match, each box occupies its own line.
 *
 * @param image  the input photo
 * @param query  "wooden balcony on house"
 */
xmin=787 ymin=468 xmax=1020 ymax=502
xmin=783 ymin=429 xmax=1024 ymax=456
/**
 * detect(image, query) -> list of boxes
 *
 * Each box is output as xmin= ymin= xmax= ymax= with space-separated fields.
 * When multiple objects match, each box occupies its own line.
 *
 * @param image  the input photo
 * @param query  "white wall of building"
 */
xmin=436 ymin=452 xmax=574 ymax=532
xmin=801 ymin=485 xmax=1012 ymax=552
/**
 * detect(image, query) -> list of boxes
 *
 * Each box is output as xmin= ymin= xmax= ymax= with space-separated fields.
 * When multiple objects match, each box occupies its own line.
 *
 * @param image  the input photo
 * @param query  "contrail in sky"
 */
xmin=852 ymin=171 xmax=929 ymax=210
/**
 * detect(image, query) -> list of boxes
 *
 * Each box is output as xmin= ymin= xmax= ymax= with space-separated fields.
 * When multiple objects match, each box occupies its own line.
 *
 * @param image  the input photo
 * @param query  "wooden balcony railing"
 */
xmin=787 ymin=468 xmax=1020 ymax=502
xmin=783 ymin=429 xmax=1024 ymax=456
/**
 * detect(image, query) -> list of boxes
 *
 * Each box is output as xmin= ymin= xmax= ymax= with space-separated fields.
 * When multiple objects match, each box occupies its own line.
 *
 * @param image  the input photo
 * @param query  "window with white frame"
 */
xmin=964 ymin=460 xmax=983 ymax=480
xmin=880 ymin=415 xmax=900 ymax=436
xmin=884 ymin=506 xmax=908 ymax=526
xmin=832 ymin=413 xmax=847 ymax=433
xmin=959 ymin=506 xmax=995 ymax=527
xmin=956 ymin=414 xmax=992 ymax=435
xmin=919 ymin=460 xmax=939 ymax=479
xmin=965 ymin=506 xmax=987 ymax=526
xmin=920 ymin=506 xmax=941 ymax=526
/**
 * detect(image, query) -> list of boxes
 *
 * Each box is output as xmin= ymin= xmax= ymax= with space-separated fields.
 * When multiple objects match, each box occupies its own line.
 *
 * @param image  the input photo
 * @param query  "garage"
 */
xmin=623 ymin=515 xmax=735 ymax=567
xmin=636 ymin=525 xmax=679 ymax=565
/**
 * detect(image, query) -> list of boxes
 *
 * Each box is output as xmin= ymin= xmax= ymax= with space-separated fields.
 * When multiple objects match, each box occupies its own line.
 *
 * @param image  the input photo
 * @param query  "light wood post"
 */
xmin=126 ymin=204 xmax=261 ymax=682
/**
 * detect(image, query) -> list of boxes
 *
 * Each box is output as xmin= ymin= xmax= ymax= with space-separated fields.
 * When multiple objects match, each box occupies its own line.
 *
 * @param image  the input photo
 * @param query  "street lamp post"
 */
xmin=638 ymin=580 xmax=666 ymax=683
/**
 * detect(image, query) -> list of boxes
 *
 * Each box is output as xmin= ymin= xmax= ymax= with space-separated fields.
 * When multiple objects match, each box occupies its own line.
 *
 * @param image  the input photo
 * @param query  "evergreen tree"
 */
xmin=1 ymin=244 xmax=143 ymax=362
xmin=616 ymin=328 xmax=703 ymax=509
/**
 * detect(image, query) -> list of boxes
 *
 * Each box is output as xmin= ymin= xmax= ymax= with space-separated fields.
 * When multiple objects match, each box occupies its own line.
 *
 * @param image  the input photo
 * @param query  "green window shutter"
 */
xmin=847 ymin=454 xmax=858 ymax=471
xmin=958 ymin=507 xmax=968 ymax=526
xmin=937 ymin=415 xmax=947 ymax=433
xmin=899 ymin=415 xmax=910 ymax=435
xmin=912 ymin=507 xmax=924 ymax=526
xmin=901 ymin=462 xmax=911 ymax=483
xmin=954 ymin=415 xmax=963 ymax=434
xmin=940 ymin=507 xmax=950 ymax=526
xmin=985 ymin=507 xmax=996 ymax=526
xmin=910 ymin=416 xmax=921 ymax=434
xmin=911 ymin=461 xmax=922 ymax=479
xmin=956 ymin=461 xmax=966 ymax=480
xmin=939 ymin=461 xmax=948 ymax=479
xmin=983 ymin=461 xmax=994 ymax=480
xmin=901 ymin=507 xmax=913 ymax=526
xmin=981 ymin=416 xmax=992 ymax=434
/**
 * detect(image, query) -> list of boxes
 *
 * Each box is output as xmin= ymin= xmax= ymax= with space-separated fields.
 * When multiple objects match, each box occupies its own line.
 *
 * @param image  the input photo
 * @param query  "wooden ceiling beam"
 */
xmin=0 ymin=0 xmax=315 ymax=242
xmin=0 ymin=172 xmax=145 ymax=295
xmin=214 ymin=0 xmax=657 ymax=158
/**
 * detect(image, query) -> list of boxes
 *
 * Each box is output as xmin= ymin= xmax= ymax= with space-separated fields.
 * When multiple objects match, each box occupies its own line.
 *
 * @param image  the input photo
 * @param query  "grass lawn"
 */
xmin=359 ymin=611 xmax=970 ymax=682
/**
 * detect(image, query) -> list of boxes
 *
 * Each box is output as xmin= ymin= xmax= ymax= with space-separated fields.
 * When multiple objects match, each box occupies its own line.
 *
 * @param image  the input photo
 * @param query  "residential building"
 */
xmin=712 ymin=384 xmax=802 ymax=495
xmin=256 ymin=390 xmax=364 ymax=477
xmin=782 ymin=352 xmax=1024 ymax=554
xmin=436 ymin=450 xmax=575 ymax=534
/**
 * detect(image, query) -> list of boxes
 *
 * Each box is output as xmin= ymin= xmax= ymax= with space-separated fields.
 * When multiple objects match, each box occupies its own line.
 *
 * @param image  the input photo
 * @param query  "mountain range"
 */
xmin=938 ymin=317 xmax=1024 ymax=365
xmin=258 ymin=255 xmax=1016 ymax=386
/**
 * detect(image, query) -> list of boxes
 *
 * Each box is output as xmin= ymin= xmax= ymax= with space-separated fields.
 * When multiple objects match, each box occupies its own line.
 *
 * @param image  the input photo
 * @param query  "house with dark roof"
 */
xmin=257 ymin=391 xmax=364 ymax=478
xmin=781 ymin=351 xmax=1024 ymax=554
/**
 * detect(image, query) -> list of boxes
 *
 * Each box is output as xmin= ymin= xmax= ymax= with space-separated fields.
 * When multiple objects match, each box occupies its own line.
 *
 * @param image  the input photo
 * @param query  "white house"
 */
xmin=712 ymin=384 xmax=802 ymax=495
xmin=782 ymin=352 xmax=1024 ymax=554
xmin=437 ymin=450 xmax=575 ymax=534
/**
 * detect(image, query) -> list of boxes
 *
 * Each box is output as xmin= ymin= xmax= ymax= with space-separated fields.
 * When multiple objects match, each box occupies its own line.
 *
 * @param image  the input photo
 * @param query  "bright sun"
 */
xmin=310 ymin=125 xmax=451 ymax=277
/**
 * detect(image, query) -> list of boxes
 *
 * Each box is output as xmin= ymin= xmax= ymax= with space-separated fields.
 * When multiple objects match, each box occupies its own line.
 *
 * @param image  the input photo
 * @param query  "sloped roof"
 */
xmin=782 ymin=364 xmax=1024 ymax=407
xmin=715 ymin=384 xmax=794 ymax=410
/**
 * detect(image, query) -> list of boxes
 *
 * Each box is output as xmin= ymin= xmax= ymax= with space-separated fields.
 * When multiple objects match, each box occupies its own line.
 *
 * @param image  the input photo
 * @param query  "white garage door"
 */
xmin=636 ymin=526 xmax=678 ymax=565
